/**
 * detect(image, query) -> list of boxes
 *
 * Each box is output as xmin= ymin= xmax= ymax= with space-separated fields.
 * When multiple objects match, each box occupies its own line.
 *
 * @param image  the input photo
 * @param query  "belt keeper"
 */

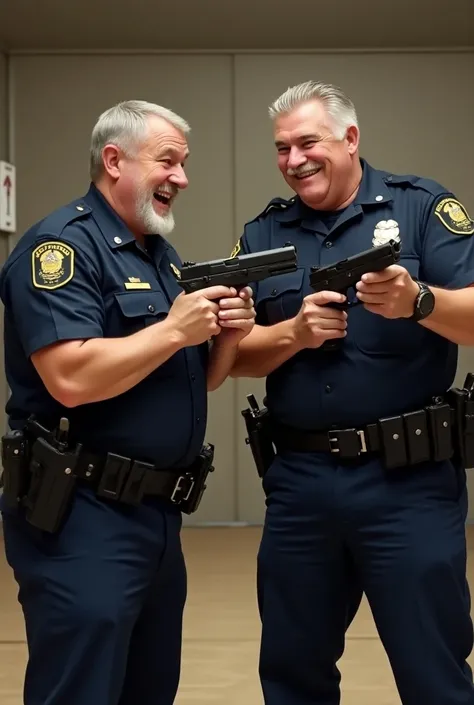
xmin=96 ymin=453 xmax=131 ymax=500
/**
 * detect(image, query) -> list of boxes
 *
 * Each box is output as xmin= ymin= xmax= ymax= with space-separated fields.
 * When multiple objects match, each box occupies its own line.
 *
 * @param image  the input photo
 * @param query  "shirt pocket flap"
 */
xmin=256 ymin=268 xmax=305 ymax=325
xmin=114 ymin=291 xmax=169 ymax=319
xmin=257 ymin=268 xmax=305 ymax=303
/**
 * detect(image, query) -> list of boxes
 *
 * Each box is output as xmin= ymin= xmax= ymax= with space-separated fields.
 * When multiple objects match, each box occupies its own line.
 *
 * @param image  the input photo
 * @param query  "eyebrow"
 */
xmin=160 ymin=147 xmax=190 ymax=161
xmin=275 ymin=133 xmax=322 ymax=148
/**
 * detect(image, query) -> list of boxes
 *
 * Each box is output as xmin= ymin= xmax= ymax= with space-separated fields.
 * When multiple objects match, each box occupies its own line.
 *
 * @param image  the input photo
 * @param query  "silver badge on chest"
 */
xmin=373 ymin=219 xmax=400 ymax=247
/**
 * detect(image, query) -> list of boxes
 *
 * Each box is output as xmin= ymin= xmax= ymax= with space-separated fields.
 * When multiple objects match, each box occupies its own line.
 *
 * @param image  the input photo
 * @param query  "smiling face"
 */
xmin=274 ymin=100 xmax=361 ymax=211
xmin=100 ymin=115 xmax=189 ymax=237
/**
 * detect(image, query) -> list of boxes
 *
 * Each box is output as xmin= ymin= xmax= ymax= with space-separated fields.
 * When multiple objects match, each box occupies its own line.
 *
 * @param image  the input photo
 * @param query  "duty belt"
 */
xmin=70 ymin=448 xmax=201 ymax=506
xmin=0 ymin=416 xmax=215 ymax=534
xmin=272 ymin=401 xmax=454 ymax=469
xmin=242 ymin=377 xmax=474 ymax=477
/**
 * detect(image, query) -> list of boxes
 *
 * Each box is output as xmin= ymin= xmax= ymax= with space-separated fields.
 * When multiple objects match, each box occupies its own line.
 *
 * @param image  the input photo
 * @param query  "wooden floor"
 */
xmin=1 ymin=525 xmax=474 ymax=704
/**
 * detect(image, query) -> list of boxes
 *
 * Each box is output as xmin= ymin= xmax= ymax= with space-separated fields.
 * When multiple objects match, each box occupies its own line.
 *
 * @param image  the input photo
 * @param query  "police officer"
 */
xmin=231 ymin=81 xmax=474 ymax=705
xmin=0 ymin=100 xmax=255 ymax=705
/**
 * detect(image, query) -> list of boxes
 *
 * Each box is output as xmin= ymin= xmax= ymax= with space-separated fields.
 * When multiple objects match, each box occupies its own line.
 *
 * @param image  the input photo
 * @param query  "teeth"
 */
xmin=298 ymin=168 xmax=320 ymax=178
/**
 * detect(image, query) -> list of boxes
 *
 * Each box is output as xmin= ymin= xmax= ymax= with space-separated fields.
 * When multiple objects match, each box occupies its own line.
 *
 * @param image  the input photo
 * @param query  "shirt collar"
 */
xmin=82 ymin=183 xmax=140 ymax=249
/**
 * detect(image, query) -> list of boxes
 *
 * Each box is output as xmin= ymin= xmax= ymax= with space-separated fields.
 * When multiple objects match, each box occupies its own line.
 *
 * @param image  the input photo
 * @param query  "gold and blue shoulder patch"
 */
xmin=169 ymin=262 xmax=181 ymax=279
xmin=229 ymin=239 xmax=241 ymax=258
xmin=435 ymin=198 xmax=474 ymax=235
xmin=31 ymin=241 xmax=74 ymax=290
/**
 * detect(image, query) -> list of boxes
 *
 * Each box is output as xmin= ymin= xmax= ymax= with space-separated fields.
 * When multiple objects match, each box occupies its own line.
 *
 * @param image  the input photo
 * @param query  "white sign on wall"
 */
xmin=0 ymin=161 xmax=16 ymax=233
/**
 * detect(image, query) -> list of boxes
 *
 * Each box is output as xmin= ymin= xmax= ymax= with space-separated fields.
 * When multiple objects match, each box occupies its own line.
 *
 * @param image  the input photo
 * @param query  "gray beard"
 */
xmin=136 ymin=189 xmax=175 ymax=237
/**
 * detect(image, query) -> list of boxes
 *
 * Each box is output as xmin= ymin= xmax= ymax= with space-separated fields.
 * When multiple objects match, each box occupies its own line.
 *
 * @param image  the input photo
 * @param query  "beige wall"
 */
xmin=0 ymin=52 xmax=9 ymax=435
xmin=6 ymin=50 xmax=474 ymax=524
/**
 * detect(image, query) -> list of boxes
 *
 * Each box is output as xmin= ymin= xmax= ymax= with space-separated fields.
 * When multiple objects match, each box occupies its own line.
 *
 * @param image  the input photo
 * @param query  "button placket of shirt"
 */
xmin=158 ymin=249 xmax=203 ymax=428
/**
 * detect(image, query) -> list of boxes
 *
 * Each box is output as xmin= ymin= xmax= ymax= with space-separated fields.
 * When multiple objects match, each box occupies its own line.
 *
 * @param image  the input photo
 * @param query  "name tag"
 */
xmin=124 ymin=282 xmax=152 ymax=290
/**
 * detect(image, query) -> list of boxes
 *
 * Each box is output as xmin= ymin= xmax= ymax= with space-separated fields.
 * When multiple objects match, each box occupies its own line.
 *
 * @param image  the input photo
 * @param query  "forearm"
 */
xmin=230 ymin=320 xmax=303 ymax=378
xmin=39 ymin=319 xmax=185 ymax=406
xmin=206 ymin=337 xmax=238 ymax=391
xmin=420 ymin=286 xmax=474 ymax=345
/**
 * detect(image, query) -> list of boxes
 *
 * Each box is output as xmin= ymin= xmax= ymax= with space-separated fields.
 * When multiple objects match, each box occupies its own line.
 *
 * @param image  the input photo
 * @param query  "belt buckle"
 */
xmin=171 ymin=474 xmax=195 ymax=504
xmin=329 ymin=429 xmax=367 ymax=458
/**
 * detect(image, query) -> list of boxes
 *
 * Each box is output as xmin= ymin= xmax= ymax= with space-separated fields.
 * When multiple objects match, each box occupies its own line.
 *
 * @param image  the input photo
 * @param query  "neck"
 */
xmin=93 ymin=179 xmax=142 ymax=241
xmin=331 ymin=160 xmax=364 ymax=210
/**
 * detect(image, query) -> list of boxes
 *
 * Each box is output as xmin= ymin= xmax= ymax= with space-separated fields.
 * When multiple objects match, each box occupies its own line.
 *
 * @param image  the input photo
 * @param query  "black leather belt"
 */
xmin=72 ymin=449 xmax=198 ymax=506
xmin=273 ymin=423 xmax=379 ymax=456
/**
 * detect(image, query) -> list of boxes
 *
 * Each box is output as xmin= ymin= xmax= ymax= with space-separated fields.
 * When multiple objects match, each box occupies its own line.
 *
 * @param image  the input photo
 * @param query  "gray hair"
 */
xmin=268 ymin=80 xmax=358 ymax=139
xmin=89 ymin=100 xmax=190 ymax=181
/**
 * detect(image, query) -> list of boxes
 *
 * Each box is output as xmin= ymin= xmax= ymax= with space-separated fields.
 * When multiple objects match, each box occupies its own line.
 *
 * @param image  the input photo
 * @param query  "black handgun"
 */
xmin=176 ymin=245 xmax=297 ymax=294
xmin=309 ymin=240 xmax=401 ymax=303
xmin=309 ymin=240 xmax=401 ymax=350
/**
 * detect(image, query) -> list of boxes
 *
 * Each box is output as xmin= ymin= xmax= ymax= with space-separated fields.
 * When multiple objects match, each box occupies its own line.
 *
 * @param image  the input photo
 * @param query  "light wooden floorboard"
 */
xmin=1 ymin=524 xmax=473 ymax=704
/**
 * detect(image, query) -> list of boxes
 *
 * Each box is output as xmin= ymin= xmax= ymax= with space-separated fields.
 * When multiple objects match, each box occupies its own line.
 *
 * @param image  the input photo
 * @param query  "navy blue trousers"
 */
xmin=257 ymin=451 xmax=474 ymax=705
xmin=1 ymin=486 xmax=186 ymax=705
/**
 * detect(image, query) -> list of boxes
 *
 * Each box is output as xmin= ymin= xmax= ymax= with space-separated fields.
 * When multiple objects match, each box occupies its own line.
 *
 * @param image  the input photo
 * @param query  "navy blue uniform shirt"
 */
xmin=0 ymin=184 xmax=208 ymax=468
xmin=236 ymin=159 xmax=474 ymax=430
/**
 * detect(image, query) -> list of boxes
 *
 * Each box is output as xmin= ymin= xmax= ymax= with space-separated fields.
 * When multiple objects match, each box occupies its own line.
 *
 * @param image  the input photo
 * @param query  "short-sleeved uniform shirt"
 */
xmin=236 ymin=159 xmax=474 ymax=430
xmin=0 ymin=184 xmax=209 ymax=468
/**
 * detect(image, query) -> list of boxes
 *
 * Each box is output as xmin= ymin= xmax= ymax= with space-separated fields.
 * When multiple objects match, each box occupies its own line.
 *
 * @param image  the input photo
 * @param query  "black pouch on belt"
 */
xmin=425 ymin=402 xmax=453 ymax=462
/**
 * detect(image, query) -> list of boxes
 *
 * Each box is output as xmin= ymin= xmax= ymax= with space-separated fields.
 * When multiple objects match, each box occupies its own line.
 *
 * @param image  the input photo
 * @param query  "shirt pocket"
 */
xmin=111 ymin=291 xmax=170 ymax=335
xmin=256 ymin=268 xmax=305 ymax=326
xmin=351 ymin=255 xmax=426 ymax=357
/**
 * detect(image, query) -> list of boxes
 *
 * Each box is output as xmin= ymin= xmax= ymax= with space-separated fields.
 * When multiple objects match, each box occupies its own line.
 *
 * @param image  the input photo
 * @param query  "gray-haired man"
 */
xmin=231 ymin=80 xmax=474 ymax=705
xmin=0 ymin=100 xmax=255 ymax=705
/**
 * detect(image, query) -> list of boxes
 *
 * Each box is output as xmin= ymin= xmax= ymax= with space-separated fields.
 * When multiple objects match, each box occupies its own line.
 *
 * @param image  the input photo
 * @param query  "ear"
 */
xmin=101 ymin=144 xmax=123 ymax=180
xmin=345 ymin=125 xmax=360 ymax=155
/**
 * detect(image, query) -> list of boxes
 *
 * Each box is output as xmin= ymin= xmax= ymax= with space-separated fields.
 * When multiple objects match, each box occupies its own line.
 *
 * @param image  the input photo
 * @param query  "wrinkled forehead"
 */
xmin=140 ymin=116 xmax=189 ymax=158
xmin=273 ymin=100 xmax=335 ymax=146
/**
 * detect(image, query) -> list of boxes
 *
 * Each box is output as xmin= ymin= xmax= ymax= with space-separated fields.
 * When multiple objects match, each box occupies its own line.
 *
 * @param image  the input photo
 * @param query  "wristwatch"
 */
xmin=411 ymin=279 xmax=435 ymax=321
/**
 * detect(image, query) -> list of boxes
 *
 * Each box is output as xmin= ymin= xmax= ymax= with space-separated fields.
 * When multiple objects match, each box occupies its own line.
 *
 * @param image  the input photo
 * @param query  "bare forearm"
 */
xmin=40 ymin=319 xmax=185 ymax=406
xmin=207 ymin=337 xmax=238 ymax=391
xmin=420 ymin=286 xmax=474 ymax=345
xmin=231 ymin=320 xmax=303 ymax=378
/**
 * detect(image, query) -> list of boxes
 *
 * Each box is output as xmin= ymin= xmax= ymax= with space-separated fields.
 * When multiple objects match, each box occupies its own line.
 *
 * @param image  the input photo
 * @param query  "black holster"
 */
xmin=177 ymin=443 xmax=215 ymax=514
xmin=1 ymin=417 xmax=82 ymax=534
xmin=1 ymin=429 xmax=31 ymax=509
xmin=241 ymin=394 xmax=275 ymax=477
xmin=447 ymin=373 xmax=474 ymax=470
xmin=24 ymin=435 xmax=82 ymax=533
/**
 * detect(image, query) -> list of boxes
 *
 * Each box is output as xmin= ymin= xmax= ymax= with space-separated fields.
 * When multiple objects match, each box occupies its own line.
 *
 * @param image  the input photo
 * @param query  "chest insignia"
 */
xmin=373 ymin=220 xmax=400 ymax=247
xmin=169 ymin=262 xmax=181 ymax=279
xmin=31 ymin=241 xmax=74 ymax=290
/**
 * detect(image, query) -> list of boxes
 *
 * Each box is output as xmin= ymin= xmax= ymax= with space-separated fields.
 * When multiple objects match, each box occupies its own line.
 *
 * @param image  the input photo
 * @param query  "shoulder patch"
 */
xmin=434 ymin=198 xmax=474 ymax=236
xmin=31 ymin=241 xmax=75 ymax=290
xmin=229 ymin=239 xmax=241 ymax=258
xmin=169 ymin=262 xmax=181 ymax=279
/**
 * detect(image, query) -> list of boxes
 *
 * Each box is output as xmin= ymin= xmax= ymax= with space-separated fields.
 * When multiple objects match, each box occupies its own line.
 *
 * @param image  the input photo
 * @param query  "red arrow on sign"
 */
xmin=3 ymin=175 xmax=12 ymax=217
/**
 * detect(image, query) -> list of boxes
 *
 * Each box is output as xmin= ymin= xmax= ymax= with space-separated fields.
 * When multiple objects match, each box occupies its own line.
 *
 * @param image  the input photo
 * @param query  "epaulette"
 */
xmin=384 ymin=173 xmax=447 ymax=198
xmin=37 ymin=200 xmax=92 ymax=238
xmin=247 ymin=196 xmax=296 ymax=224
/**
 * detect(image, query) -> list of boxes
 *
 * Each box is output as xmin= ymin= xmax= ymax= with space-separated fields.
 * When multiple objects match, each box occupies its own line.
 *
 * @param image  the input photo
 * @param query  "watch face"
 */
xmin=419 ymin=289 xmax=435 ymax=316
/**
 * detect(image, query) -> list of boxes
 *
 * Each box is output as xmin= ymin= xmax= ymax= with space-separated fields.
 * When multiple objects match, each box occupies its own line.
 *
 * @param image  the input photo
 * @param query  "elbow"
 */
xmin=46 ymin=378 xmax=87 ymax=408
xmin=207 ymin=378 xmax=220 ymax=393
